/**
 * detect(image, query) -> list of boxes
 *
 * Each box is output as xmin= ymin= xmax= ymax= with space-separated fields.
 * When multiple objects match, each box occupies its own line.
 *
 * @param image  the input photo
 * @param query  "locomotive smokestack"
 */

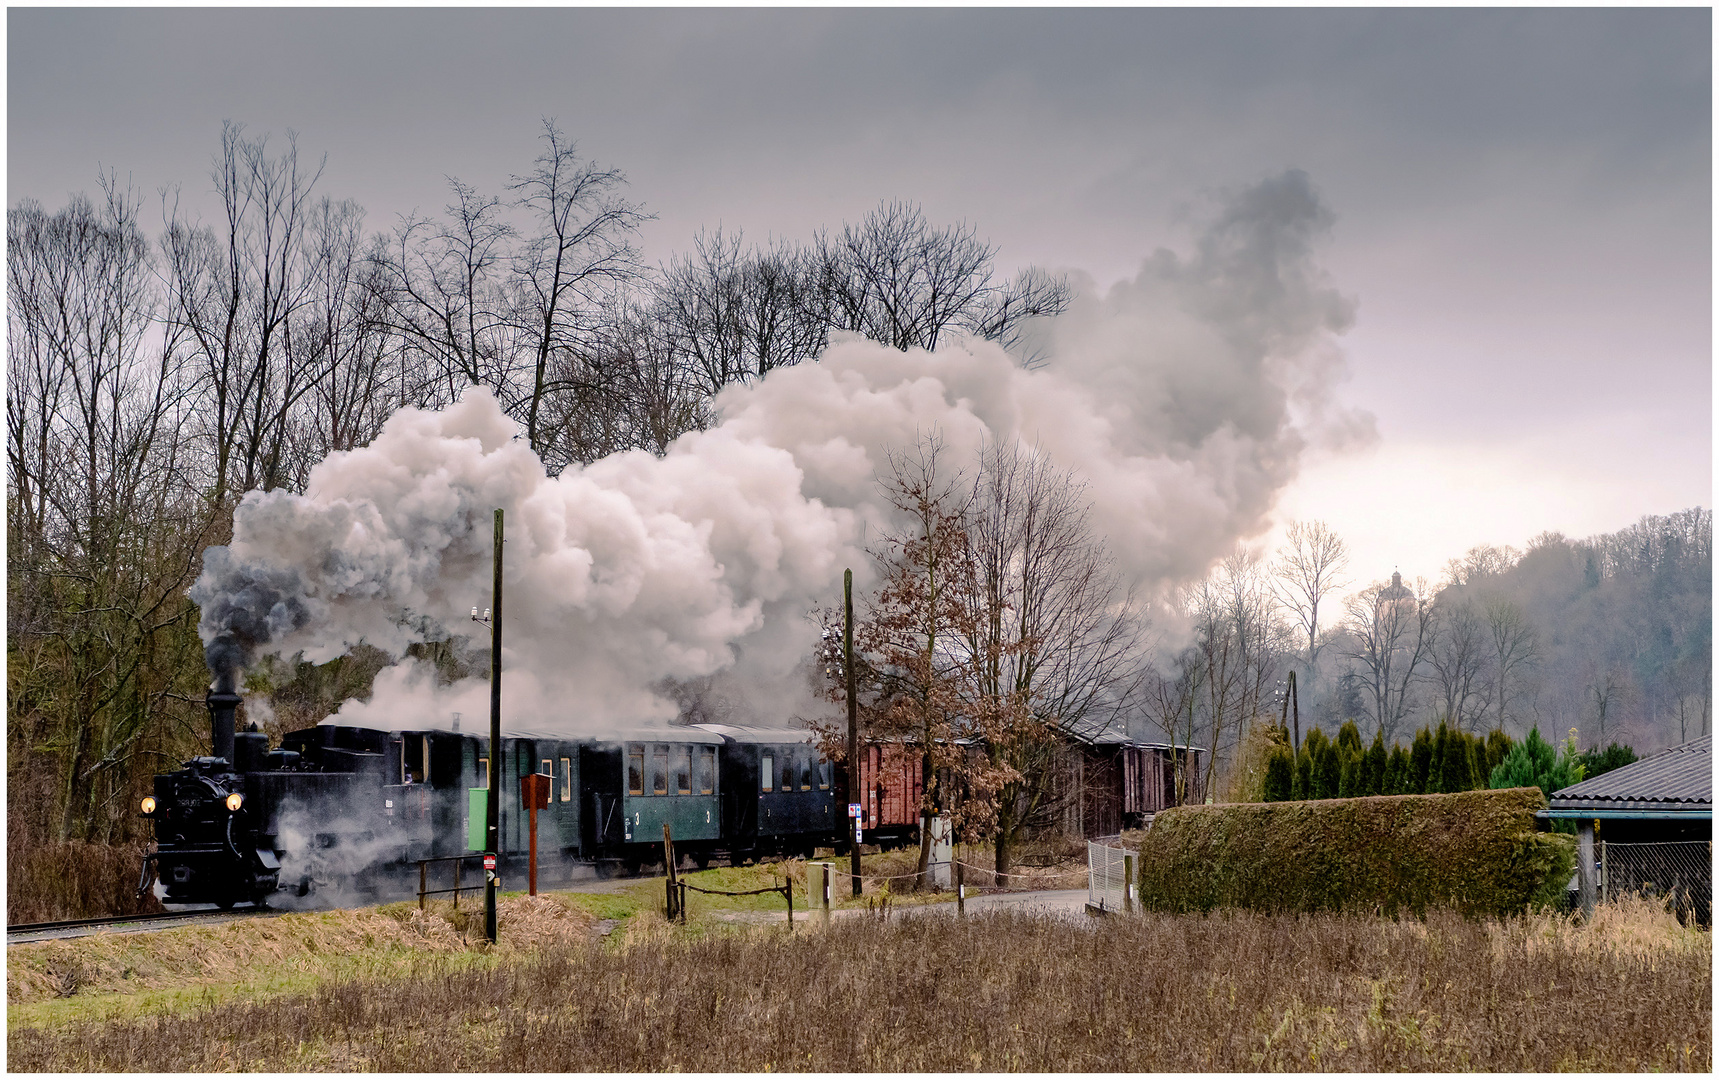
xmin=207 ymin=669 xmax=241 ymax=766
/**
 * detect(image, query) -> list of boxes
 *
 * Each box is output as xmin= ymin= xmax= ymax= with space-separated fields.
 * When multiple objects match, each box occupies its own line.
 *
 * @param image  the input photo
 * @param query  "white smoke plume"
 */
xmin=191 ymin=170 xmax=1368 ymax=735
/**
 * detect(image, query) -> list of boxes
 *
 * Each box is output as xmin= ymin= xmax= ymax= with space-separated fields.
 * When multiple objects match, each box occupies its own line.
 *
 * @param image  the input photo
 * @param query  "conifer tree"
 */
xmin=1436 ymin=721 xmax=1473 ymax=793
xmin=1364 ymin=729 xmax=1388 ymax=795
xmin=1262 ymin=746 xmax=1294 ymax=802
xmin=1484 ymin=728 xmax=1513 ymax=778
xmin=1409 ymin=727 xmax=1435 ymax=793
xmin=1292 ymin=743 xmax=1313 ymax=800
xmin=1338 ymin=748 xmax=1358 ymax=798
xmin=1337 ymin=719 xmax=1363 ymax=756
xmin=1314 ymin=739 xmax=1341 ymax=799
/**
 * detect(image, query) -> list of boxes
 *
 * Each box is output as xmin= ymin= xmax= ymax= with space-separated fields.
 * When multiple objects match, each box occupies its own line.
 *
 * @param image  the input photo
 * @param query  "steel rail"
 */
xmin=8 ymin=906 xmax=269 ymax=938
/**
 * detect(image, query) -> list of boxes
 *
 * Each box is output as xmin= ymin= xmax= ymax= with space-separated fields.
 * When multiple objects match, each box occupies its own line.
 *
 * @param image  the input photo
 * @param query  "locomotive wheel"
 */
xmin=215 ymin=895 xmax=237 ymax=911
xmin=692 ymin=853 xmax=711 ymax=871
xmin=621 ymin=856 xmax=643 ymax=876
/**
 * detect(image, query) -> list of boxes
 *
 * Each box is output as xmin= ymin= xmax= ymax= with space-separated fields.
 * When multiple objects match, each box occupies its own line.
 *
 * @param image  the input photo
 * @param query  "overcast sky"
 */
xmin=8 ymin=7 xmax=1711 ymax=589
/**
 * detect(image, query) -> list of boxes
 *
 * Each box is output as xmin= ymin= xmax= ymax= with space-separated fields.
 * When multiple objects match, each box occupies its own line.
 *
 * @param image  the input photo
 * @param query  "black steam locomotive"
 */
xmin=140 ymin=682 xmax=845 ymax=908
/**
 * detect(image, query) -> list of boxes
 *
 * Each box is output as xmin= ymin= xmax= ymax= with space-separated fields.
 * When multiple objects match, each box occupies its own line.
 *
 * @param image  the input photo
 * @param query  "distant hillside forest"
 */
xmin=1274 ymin=509 xmax=1711 ymax=759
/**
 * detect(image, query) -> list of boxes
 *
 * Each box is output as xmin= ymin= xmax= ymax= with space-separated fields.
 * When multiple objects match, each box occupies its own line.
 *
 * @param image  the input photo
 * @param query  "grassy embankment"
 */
xmin=8 ymin=856 xmax=1711 ymax=1072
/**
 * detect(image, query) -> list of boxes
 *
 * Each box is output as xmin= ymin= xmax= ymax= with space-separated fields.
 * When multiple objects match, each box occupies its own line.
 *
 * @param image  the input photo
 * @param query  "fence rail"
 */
xmin=1601 ymin=839 xmax=1712 ymax=926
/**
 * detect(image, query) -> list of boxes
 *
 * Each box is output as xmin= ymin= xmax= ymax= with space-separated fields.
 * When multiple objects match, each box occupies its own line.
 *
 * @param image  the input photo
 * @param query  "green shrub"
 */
xmin=1135 ymin=787 xmax=1575 ymax=918
xmin=1577 ymin=742 xmax=1638 ymax=780
xmin=1409 ymin=727 xmax=1434 ymax=793
xmin=1314 ymin=739 xmax=1341 ymax=799
xmin=1262 ymin=747 xmax=1294 ymax=803
xmin=1363 ymin=730 xmax=1388 ymax=796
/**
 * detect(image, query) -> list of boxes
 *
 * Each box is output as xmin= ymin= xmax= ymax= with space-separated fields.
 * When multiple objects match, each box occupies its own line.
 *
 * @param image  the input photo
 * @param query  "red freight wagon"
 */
xmin=845 ymin=740 xmax=924 ymax=849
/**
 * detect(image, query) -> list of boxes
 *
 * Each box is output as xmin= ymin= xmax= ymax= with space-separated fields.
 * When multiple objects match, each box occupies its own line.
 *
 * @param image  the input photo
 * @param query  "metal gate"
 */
xmin=1087 ymin=840 xmax=1131 ymax=912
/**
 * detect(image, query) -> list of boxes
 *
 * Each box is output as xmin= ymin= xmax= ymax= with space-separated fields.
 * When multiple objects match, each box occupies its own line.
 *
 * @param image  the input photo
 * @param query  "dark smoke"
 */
xmin=190 ymin=547 xmax=313 ymax=683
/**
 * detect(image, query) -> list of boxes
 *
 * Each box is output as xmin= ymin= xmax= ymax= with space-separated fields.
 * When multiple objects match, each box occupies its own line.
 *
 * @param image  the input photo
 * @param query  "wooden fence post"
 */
xmin=1124 ymin=854 xmax=1134 ymax=914
xmin=663 ymin=824 xmax=680 ymax=922
xmin=957 ymin=861 xmax=965 ymax=917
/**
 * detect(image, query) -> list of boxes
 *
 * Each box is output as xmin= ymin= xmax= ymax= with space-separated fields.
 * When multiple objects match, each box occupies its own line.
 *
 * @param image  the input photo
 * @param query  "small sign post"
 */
xmin=849 ymin=802 xmax=862 ymax=845
xmin=521 ymin=773 xmax=551 ymax=896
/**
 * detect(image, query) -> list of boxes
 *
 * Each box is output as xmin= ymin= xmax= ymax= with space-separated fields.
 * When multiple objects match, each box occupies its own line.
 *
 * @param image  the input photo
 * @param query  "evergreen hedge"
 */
xmin=1135 ymin=786 xmax=1574 ymax=918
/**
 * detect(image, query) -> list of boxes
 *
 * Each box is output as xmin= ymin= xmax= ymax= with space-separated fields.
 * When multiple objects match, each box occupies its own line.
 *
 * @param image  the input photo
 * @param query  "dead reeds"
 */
xmin=8 ymin=900 xmax=1708 ymax=1071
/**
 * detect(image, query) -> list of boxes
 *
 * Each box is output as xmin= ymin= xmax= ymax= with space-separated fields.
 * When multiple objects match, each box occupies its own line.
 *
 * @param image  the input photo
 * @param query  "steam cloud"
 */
xmin=191 ymin=170 xmax=1370 ymax=735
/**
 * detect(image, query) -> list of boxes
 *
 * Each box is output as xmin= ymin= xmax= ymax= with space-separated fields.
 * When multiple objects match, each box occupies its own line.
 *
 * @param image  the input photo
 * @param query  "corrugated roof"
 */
xmin=1548 ymin=735 xmax=1711 ymax=813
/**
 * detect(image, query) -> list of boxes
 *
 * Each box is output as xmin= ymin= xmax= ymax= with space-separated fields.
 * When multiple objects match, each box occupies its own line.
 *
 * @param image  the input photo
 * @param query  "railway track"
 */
xmin=8 ymin=905 xmax=278 ymax=945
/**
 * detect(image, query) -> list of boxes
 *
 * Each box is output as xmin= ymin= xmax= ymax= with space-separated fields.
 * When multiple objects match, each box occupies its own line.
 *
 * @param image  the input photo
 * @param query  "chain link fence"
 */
xmin=1602 ymin=840 xmax=1712 ymax=927
xmin=1087 ymin=840 xmax=1130 ymax=912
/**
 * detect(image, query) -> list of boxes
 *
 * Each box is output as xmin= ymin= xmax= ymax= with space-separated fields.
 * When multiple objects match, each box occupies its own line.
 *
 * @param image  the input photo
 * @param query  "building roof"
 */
xmin=1544 ymin=735 xmax=1711 ymax=819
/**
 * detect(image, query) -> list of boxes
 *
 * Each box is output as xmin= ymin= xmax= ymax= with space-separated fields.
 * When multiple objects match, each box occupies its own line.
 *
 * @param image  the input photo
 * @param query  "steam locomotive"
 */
xmin=140 ymin=681 xmax=919 ymax=908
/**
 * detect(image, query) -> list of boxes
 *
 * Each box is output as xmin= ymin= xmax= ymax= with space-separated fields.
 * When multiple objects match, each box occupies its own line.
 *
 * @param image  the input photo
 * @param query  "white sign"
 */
xmin=848 ymin=803 xmax=861 ymax=817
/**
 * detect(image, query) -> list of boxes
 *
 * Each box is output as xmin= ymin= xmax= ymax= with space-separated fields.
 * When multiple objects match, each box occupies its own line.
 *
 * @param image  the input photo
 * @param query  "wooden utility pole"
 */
xmin=486 ymin=509 xmax=504 ymax=944
xmin=846 ymin=569 xmax=862 ymax=898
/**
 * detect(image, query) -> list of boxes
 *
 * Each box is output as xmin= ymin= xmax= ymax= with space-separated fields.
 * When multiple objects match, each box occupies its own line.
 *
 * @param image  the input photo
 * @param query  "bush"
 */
xmin=6 ymin=826 xmax=164 ymax=924
xmin=1135 ymin=787 xmax=1575 ymax=918
xmin=1490 ymin=726 xmax=1584 ymax=800
xmin=1577 ymin=742 xmax=1638 ymax=780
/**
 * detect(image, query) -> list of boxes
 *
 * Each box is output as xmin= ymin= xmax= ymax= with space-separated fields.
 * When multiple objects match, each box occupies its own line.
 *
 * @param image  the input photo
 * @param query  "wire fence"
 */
xmin=1087 ymin=840 xmax=1130 ymax=913
xmin=1601 ymin=840 xmax=1712 ymax=926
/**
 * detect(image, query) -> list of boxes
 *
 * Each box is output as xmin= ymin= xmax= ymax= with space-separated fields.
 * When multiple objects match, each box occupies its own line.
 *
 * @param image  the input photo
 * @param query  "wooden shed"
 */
xmin=1543 ymin=735 xmax=1711 ymax=923
xmin=1056 ymin=718 xmax=1205 ymax=838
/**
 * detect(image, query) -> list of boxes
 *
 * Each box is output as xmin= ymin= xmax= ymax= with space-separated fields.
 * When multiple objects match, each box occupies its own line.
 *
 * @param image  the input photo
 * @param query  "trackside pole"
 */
xmin=846 ymin=569 xmax=862 ymax=898
xmin=486 ymin=508 xmax=504 ymax=945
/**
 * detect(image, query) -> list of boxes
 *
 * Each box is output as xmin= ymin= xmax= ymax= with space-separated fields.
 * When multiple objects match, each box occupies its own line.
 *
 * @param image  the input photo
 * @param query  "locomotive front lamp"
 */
xmin=140 ymin=796 xmax=156 ymax=814
xmin=225 ymin=793 xmax=244 ymax=812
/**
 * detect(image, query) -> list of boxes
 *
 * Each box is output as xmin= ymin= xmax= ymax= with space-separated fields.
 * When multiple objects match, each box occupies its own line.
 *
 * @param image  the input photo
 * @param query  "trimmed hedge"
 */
xmin=1136 ymin=786 xmax=1575 ymax=918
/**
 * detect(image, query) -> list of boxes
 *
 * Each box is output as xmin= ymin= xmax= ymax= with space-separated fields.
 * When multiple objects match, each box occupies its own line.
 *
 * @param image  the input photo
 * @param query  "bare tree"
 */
xmin=1272 ymin=519 xmax=1348 ymax=743
xmin=160 ymin=122 xmax=333 ymax=501
xmin=367 ymin=181 xmax=518 ymax=410
xmin=1483 ymin=596 xmax=1539 ymax=735
xmin=816 ymin=200 xmax=1070 ymax=353
xmin=657 ymin=228 xmax=828 ymax=395
xmin=507 ymin=119 xmax=647 ymax=470
xmin=282 ymin=197 xmax=400 ymax=486
xmin=1443 ymin=543 xmax=1521 ymax=588
xmin=1425 ymin=596 xmax=1492 ymax=732
xmin=957 ymin=440 xmax=1146 ymax=874
xmin=7 ymin=178 xmax=208 ymax=842
xmin=1341 ymin=572 xmax=1436 ymax=742
xmin=1175 ymin=551 xmax=1292 ymax=797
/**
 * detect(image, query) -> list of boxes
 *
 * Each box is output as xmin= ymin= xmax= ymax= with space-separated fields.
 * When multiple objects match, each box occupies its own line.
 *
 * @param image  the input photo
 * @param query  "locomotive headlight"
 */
xmin=225 ymin=792 xmax=244 ymax=812
xmin=140 ymin=796 xmax=157 ymax=815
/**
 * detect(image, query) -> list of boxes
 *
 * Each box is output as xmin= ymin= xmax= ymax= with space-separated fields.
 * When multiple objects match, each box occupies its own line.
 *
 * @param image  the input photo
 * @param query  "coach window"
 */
xmin=818 ymin=759 xmax=831 ymax=790
xmin=698 ymin=747 xmax=716 ymax=795
xmin=761 ymin=753 xmax=774 ymax=793
xmin=676 ymin=747 xmax=692 ymax=795
xmin=478 ymin=756 xmax=489 ymax=789
xmin=541 ymin=758 xmax=554 ymax=786
xmin=781 ymin=755 xmax=794 ymax=792
xmin=560 ymin=757 xmax=572 ymax=802
xmin=653 ymin=746 xmax=669 ymax=795
xmin=800 ymin=755 xmax=812 ymax=791
xmin=627 ymin=746 xmax=644 ymax=796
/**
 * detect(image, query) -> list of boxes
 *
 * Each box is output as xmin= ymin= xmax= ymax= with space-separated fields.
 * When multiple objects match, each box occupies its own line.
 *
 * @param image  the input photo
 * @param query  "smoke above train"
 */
xmin=189 ymin=170 xmax=1370 ymax=736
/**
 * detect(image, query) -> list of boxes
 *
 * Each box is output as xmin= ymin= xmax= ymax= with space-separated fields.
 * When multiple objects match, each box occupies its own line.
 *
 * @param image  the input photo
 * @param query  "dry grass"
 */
xmin=6 ymin=828 xmax=164 ymax=924
xmin=7 ymin=893 xmax=593 ymax=1010
xmin=8 ymin=897 xmax=1708 ymax=1072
